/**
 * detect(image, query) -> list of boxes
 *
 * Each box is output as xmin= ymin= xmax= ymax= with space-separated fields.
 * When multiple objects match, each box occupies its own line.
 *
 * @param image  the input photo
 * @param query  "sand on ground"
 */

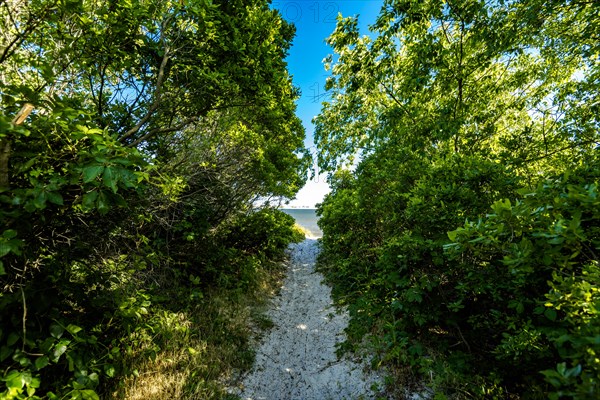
xmin=234 ymin=239 xmax=384 ymax=400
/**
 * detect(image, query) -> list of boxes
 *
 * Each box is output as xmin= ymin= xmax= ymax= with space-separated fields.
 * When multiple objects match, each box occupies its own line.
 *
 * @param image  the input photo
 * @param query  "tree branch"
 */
xmin=118 ymin=21 xmax=171 ymax=143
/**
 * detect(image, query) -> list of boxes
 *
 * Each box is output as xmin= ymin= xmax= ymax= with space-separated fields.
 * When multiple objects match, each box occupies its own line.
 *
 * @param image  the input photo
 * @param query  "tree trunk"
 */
xmin=1 ymin=103 xmax=34 ymax=189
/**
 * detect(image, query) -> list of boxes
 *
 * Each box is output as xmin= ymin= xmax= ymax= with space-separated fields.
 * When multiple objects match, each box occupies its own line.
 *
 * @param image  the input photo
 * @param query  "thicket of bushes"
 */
xmin=1 ymin=0 xmax=307 ymax=398
xmin=315 ymin=0 xmax=600 ymax=398
xmin=318 ymin=159 xmax=599 ymax=398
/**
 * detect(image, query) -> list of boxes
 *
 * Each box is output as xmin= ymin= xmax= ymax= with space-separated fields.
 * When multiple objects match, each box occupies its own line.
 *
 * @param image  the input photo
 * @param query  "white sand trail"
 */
xmin=235 ymin=239 xmax=383 ymax=400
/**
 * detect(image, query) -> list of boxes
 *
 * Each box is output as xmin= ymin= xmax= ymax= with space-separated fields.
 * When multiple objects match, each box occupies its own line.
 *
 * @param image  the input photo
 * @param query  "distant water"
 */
xmin=281 ymin=209 xmax=322 ymax=238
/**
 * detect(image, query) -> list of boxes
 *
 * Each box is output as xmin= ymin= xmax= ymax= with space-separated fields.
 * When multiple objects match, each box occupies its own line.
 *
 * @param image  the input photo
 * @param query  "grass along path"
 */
xmin=232 ymin=239 xmax=384 ymax=400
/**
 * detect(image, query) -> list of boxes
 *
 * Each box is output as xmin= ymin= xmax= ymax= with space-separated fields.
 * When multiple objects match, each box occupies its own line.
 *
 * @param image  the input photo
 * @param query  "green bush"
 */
xmin=318 ymin=155 xmax=520 ymax=350
xmin=445 ymin=168 xmax=600 ymax=397
xmin=0 ymin=0 xmax=308 ymax=395
xmin=185 ymin=207 xmax=304 ymax=291
xmin=318 ymin=157 xmax=599 ymax=397
xmin=313 ymin=0 xmax=600 ymax=397
xmin=222 ymin=208 xmax=305 ymax=260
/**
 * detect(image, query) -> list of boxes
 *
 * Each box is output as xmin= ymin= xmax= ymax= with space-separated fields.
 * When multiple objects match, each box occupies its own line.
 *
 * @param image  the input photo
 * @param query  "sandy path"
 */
xmin=236 ymin=239 xmax=383 ymax=400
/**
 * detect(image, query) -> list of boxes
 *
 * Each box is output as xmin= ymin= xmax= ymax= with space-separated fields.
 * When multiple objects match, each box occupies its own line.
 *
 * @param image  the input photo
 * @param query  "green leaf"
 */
xmin=565 ymin=364 xmax=582 ymax=378
xmin=33 ymin=191 xmax=47 ymax=209
xmin=96 ymin=191 xmax=109 ymax=214
xmin=447 ymin=229 xmax=458 ymax=241
xmin=112 ymin=157 xmax=133 ymax=166
xmin=49 ymin=323 xmax=64 ymax=339
xmin=119 ymin=169 xmax=137 ymax=188
xmin=557 ymin=362 xmax=567 ymax=376
xmin=544 ymin=308 xmax=557 ymax=322
xmin=102 ymin=167 xmax=118 ymax=193
xmin=111 ymin=193 xmax=127 ymax=207
xmin=4 ymin=369 xmax=31 ymax=389
xmin=541 ymin=369 xmax=562 ymax=388
xmin=88 ymin=372 xmax=99 ymax=385
xmin=51 ymin=342 xmax=68 ymax=362
xmin=82 ymin=165 xmax=104 ymax=183
xmin=0 ymin=238 xmax=23 ymax=257
xmin=79 ymin=389 xmax=100 ymax=400
xmin=0 ymin=243 xmax=10 ymax=258
xmin=82 ymin=190 xmax=98 ymax=210
xmin=7 ymin=332 xmax=19 ymax=346
xmin=548 ymin=236 xmax=564 ymax=245
xmin=35 ymin=355 xmax=49 ymax=370
xmin=30 ymin=376 xmax=40 ymax=388
xmin=39 ymin=337 xmax=55 ymax=353
xmin=46 ymin=191 xmax=64 ymax=206
xmin=66 ymin=324 xmax=82 ymax=335
xmin=104 ymin=364 xmax=116 ymax=378
xmin=0 ymin=345 xmax=13 ymax=362
xmin=2 ymin=229 xmax=17 ymax=239
xmin=0 ymin=260 xmax=5 ymax=275
xmin=16 ymin=351 xmax=32 ymax=367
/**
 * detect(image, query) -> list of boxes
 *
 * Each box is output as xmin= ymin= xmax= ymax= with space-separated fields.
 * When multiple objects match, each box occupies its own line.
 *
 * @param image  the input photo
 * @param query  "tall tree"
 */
xmin=1 ymin=0 xmax=308 ymax=397
xmin=315 ymin=0 xmax=600 ymax=397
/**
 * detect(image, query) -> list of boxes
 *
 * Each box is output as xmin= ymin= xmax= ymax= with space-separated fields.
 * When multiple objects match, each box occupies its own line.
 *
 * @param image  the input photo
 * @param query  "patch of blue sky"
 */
xmin=272 ymin=0 xmax=384 ymax=207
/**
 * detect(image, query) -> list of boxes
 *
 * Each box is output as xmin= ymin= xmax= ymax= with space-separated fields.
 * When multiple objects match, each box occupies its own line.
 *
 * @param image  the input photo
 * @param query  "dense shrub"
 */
xmin=445 ymin=167 xmax=600 ymax=398
xmin=0 ymin=0 xmax=307 ymax=397
xmin=314 ymin=0 xmax=599 ymax=397
xmin=318 ymin=162 xmax=600 ymax=397
xmin=318 ymin=155 xmax=520 ymax=355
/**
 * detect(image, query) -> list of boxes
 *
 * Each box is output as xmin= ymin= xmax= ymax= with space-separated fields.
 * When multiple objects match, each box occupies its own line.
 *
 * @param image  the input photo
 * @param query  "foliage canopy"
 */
xmin=315 ymin=0 xmax=600 ymax=398
xmin=1 ymin=0 xmax=308 ymax=397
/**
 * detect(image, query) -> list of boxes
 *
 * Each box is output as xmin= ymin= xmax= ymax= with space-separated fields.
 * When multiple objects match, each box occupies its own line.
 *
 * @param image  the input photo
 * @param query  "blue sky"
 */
xmin=272 ymin=1 xmax=384 ymax=207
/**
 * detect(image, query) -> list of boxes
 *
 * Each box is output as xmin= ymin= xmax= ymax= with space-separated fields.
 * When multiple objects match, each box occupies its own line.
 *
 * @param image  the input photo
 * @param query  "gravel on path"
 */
xmin=234 ymin=239 xmax=384 ymax=400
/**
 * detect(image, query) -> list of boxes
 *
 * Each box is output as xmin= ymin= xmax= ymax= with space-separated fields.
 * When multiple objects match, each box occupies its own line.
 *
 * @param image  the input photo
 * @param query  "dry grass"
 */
xmin=110 ymin=258 xmax=288 ymax=400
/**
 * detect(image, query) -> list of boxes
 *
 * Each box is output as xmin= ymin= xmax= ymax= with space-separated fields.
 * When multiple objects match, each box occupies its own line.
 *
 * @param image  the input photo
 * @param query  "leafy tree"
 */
xmin=1 ymin=0 xmax=308 ymax=397
xmin=315 ymin=0 xmax=600 ymax=397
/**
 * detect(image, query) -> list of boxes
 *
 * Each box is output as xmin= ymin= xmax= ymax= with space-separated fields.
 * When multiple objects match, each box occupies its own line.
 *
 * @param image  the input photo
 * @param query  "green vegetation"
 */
xmin=1 ymin=0 xmax=307 ymax=398
xmin=315 ymin=0 xmax=600 ymax=398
